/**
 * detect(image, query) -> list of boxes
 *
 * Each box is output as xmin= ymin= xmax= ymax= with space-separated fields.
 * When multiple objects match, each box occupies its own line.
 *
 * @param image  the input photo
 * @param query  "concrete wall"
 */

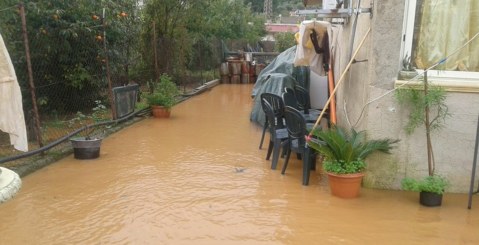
xmin=333 ymin=0 xmax=479 ymax=193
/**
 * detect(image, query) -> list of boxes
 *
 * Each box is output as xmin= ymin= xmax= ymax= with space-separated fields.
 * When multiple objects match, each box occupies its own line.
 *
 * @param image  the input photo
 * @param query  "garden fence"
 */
xmin=0 ymin=3 xmax=223 ymax=166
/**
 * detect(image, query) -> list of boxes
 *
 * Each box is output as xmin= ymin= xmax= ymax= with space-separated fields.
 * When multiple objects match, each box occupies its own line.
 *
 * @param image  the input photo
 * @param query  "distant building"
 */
xmin=263 ymin=24 xmax=299 ymax=41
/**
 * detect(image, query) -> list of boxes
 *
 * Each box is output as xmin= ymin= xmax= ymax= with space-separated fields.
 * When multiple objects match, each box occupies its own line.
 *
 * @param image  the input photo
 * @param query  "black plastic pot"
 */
xmin=70 ymin=137 xmax=102 ymax=160
xmin=419 ymin=191 xmax=443 ymax=207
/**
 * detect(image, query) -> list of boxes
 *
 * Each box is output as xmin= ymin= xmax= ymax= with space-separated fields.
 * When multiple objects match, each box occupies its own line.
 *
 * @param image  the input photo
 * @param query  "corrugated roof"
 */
xmin=265 ymin=24 xmax=299 ymax=33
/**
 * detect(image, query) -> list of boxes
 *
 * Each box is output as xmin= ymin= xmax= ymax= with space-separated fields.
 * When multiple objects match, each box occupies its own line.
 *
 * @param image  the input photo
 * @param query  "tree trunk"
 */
xmin=424 ymin=71 xmax=434 ymax=176
xmin=20 ymin=3 xmax=43 ymax=148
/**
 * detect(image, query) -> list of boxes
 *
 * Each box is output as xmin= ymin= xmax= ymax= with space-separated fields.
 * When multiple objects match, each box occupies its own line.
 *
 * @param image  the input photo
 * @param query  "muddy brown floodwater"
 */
xmin=0 ymin=84 xmax=478 ymax=244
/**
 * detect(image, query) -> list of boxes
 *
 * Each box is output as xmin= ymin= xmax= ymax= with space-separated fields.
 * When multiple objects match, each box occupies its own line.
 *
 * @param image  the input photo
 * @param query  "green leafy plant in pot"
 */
xmin=395 ymin=70 xmax=449 ymax=206
xmin=401 ymin=175 xmax=448 ymax=207
xmin=69 ymin=100 xmax=108 ymax=160
xmin=308 ymin=126 xmax=399 ymax=198
xmin=145 ymin=74 xmax=180 ymax=118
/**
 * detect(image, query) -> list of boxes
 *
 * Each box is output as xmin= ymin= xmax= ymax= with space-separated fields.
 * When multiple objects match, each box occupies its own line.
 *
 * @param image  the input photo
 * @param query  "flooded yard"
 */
xmin=0 ymin=84 xmax=478 ymax=244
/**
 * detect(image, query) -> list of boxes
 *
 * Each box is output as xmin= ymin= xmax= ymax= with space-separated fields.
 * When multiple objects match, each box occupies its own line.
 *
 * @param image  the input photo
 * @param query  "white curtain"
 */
xmin=414 ymin=0 xmax=479 ymax=72
xmin=0 ymin=33 xmax=28 ymax=152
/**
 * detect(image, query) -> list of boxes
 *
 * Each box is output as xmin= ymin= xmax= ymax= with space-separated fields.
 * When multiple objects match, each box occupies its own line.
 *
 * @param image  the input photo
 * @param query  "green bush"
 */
xmin=401 ymin=175 xmax=449 ymax=195
xmin=323 ymin=160 xmax=366 ymax=175
xmin=145 ymin=74 xmax=180 ymax=108
xmin=274 ymin=32 xmax=296 ymax=53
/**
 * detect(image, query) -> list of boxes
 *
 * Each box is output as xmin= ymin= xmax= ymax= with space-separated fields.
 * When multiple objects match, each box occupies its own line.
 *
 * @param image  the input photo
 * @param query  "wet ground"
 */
xmin=0 ymin=84 xmax=478 ymax=244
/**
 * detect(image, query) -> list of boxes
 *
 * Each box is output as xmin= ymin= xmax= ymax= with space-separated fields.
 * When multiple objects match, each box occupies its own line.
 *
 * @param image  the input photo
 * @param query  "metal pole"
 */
xmin=19 ymin=3 xmax=43 ymax=148
xmin=467 ymin=114 xmax=479 ymax=209
xmin=348 ymin=0 xmax=361 ymax=62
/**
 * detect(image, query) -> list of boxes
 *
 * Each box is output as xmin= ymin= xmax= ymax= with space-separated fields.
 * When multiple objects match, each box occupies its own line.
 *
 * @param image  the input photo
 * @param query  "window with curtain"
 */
xmin=403 ymin=0 xmax=479 ymax=80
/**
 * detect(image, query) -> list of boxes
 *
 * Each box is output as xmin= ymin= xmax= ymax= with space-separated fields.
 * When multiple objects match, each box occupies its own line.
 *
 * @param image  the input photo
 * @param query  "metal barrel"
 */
xmin=255 ymin=63 xmax=266 ymax=76
xmin=249 ymin=64 xmax=256 ymax=84
xmin=241 ymin=74 xmax=249 ymax=84
xmin=220 ymin=75 xmax=230 ymax=84
xmin=230 ymin=74 xmax=240 ymax=84
xmin=241 ymin=61 xmax=249 ymax=74
xmin=219 ymin=62 xmax=229 ymax=76
xmin=229 ymin=60 xmax=242 ymax=75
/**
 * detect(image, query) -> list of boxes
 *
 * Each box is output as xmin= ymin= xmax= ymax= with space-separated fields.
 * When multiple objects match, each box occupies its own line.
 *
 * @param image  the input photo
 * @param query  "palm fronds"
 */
xmin=309 ymin=126 xmax=399 ymax=165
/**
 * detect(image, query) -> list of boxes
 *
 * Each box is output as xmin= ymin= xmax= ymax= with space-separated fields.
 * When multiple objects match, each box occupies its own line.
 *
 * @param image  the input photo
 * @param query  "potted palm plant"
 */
xmin=308 ymin=126 xmax=399 ymax=198
xmin=145 ymin=74 xmax=180 ymax=118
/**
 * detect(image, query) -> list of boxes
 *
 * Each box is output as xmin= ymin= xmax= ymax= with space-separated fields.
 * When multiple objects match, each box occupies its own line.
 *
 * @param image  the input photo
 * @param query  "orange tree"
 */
xmin=0 ymin=0 xmax=140 ymax=114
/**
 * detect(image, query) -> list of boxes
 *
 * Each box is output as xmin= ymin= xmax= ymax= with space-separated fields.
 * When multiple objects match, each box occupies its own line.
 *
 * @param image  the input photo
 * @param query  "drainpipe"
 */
xmin=348 ymin=0 xmax=362 ymax=61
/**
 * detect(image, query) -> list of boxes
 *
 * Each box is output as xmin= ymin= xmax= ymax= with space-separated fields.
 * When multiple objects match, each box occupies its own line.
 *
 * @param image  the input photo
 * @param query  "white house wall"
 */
xmin=331 ymin=0 xmax=479 ymax=193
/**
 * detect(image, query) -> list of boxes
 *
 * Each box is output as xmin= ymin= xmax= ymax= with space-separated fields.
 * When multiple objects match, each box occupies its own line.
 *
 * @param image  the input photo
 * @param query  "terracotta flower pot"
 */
xmin=327 ymin=172 xmax=365 ymax=198
xmin=151 ymin=105 xmax=171 ymax=118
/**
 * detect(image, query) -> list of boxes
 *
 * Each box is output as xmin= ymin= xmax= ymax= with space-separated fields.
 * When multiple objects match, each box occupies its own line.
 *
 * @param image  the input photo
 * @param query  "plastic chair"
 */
xmin=258 ymin=93 xmax=285 ymax=149
xmin=294 ymin=85 xmax=313 ymax=113
xmin=294 ymin=85 xmax=329 ymax=125
xmin=261 ymin=98 xmax=289 ymax=170
xmin=281 ymin=106 xmax=318 ymax=185
xmin=282 ymin=90 xmax=318 ymax=123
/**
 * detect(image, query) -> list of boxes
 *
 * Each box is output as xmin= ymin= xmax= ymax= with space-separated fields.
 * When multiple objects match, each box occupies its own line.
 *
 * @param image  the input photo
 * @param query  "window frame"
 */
xmin=400 ymin=0 xmax=479 ymax=87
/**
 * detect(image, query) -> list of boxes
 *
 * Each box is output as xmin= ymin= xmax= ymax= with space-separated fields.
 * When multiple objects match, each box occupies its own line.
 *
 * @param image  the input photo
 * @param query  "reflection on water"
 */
xmin=0 ymin=84 xmax=478 ymax=244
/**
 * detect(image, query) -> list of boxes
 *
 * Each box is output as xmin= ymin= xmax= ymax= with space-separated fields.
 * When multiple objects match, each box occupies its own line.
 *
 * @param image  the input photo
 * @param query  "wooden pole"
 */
xmin=152 ymin=21 xmax=159 ymax=80
xmin=102 ymin=8 xmax=116 ymax=119
xmin=19 ymin=3 xmax=43 ymax=147
xmin=308 ymin=28 xmax=371 ymax=136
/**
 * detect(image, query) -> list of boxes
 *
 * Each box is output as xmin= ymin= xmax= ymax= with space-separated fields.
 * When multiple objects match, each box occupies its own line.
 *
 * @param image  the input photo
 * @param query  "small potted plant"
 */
xmin=308 ymin=126 xmax=399 ymax=198
xmin=395 ymin=71 xmax=450 ymax=206
xmin=70 ymin=129 xmax=103 ymax=160
xmin=145 ymin=74 xmax=180 ymax=118
xmin=401 ymin=175 xmax=448 ymax=207
xmin=69 ymin=100 xmax=108 ymax=160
